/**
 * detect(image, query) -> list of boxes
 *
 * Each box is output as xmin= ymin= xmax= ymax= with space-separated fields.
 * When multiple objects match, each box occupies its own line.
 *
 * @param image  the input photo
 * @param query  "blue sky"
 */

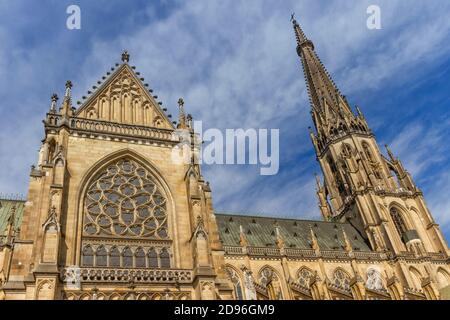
xmin=0 ymin=1 xmax=450 ymax=241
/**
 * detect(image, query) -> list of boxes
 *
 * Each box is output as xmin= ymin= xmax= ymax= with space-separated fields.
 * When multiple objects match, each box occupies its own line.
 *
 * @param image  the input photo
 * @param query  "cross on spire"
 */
xmin=122 ymin=50 xmax=130 ymax=63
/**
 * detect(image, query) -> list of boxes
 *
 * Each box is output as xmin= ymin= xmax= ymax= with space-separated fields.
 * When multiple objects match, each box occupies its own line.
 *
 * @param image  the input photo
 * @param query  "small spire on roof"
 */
xmin=239 ymin=225 xmax=248 ymax=247
xmin=50 ymin=93 xmax=58 ymax=112
xmin=314 ymin=173 xmax=322 ymax=190
xmin=342 ymin=228 xmax=352 ymax=252
xmin=177 ymin=98 xmax=187 ymax=129
xmin=60 ymin=80 xmax=73 ymax=117
xmin=65 ymin=80 xmax=72 ymax=99
xmin=309 ymin=225 xmax=319 ymax=251
xmin=122 ymin=50 xmax=130 ymax=63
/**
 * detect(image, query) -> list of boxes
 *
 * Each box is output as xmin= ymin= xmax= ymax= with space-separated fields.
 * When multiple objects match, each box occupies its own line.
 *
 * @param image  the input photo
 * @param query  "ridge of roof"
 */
xmin=214 ymin=211 xmax=346 ymax=225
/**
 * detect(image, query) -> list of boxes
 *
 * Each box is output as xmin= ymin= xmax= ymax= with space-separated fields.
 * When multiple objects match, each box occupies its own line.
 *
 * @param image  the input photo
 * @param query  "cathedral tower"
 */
xmin=292 ymin=16 xmax=449 ymax=261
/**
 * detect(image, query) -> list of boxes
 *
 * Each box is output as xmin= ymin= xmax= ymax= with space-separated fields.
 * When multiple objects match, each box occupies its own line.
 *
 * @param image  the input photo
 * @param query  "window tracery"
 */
xmin=226 ymin=267 xmax=244 ymax=300
xmin=332 ymin=269 xmax=351 ymax=292
xmin=390 ymin=207 xmax=407 ymax=239
xmin=81 ymin=157 xmax=172 ymax=269
xmin=297 ymin=268 xmax=314 ymax=289
xmin=259 ymin=267 xmax=283 ymax=300
xmin=83 ymin=158 xmax=168 ymax=239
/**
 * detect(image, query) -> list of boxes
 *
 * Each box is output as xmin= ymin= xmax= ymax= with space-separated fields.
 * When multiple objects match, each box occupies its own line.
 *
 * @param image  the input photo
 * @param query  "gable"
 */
xmin=75 ymin=63 xmax=173 ymax=129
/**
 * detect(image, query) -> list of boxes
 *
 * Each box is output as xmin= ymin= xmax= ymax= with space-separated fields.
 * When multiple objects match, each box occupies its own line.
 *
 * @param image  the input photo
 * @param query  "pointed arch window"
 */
xmin=135 ymin=247 xmax=146 ymax=268
xmin=332 ymin=269 xmax=351 ymax=292
xmin=297 ymin=268 xmax=314 ymax=289
xmin=123 ymin=247 xmax=133 ymax=267
xmin=148 ymin=248 xmax=158 ymax=268
xmin=110 ymin=246 xmax=121 ymax=267
xmin=96 ymin=245 xmax=108 ymax=267
xmin=226 ymin=267 xmax=244 ymax=300
xmin=82 ymin=245 xmax=94 ymax=267
xmin=80 ymin=157 xmax=173 ymax=269
xmin=159 ymin=248 xmax=170 ymax=268
xmin=390 ymin=207 xmax=407 ymax=239
xmin=362 ymin=142 xmax=374 ymax=162
xmin=259 ymin=267 xmax=283 ymax=300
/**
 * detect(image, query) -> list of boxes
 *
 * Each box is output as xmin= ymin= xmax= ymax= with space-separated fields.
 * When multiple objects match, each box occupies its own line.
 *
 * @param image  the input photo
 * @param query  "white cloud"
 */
xmin=1 ymin=1 xmax=450 ymax=227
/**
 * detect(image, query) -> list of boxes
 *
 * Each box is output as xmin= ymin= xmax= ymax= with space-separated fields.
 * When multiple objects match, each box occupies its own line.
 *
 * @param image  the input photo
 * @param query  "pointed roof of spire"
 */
xmin=292 ymin=15 xmax=353 ymax=123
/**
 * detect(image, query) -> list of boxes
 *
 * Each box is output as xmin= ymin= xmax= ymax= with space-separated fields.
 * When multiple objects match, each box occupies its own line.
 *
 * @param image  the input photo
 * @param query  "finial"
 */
xmin=290 ymin=12 xmax=296 ymax=23
xmin=177 ymin=97 xmax=186 ymax=128
xmin=122 ymin=50 xmax=130 ymax=63
xmin=309 ymin=225 xmax=319 ymax=250
xmin=342 ymin=228 xmax=352 ymax=252
xmin=385 ymin=144 xmax=395 ymax=161
xmin=50 ymin=93 xmax=58 ymax=112
xmin=314 ymin=173 xmax=322 ymax=189
xmin=8 ymin=205 xmax=16 ymax=226
xmin=65 ymin=80 xmax=72 ymax=98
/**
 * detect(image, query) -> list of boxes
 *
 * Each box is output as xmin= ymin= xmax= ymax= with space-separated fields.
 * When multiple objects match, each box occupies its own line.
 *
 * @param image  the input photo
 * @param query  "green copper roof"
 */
xmin=215 ymin=212 xmax=372 ymax=251
xmin=0 ymin=199 xmax=26 ymax=236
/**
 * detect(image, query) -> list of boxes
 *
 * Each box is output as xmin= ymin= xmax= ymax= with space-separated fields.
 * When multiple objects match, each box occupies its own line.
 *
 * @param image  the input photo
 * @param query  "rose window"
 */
xmin=83 ymin=158 xmax=169 ymax=239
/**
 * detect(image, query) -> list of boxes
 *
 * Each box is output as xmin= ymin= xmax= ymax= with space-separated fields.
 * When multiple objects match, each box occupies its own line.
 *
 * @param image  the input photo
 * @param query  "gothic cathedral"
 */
xmin=1 ymin=18 xmax=449 ymax=300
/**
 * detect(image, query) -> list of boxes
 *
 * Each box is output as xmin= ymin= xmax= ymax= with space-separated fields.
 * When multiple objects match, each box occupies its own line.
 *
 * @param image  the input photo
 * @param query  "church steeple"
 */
xmin=292 ymin=15 xmax=369 ymax=147
xmin=293 ymin=17 xmax=449 ymax=258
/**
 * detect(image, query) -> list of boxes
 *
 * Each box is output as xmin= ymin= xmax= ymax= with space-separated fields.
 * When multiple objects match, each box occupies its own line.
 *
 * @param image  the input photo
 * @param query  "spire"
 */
xmin=60 ymin=80 xmax=73 ymax=117
xmin=177 ymin=98 xmax=187 ymax=129
xmin=64 ymin=80 xmax=72 ymax=99
xmin=239 ymin=225 xmax=248 ymax=247
xmin=50 ymin=93 xmax=58 ymax=113
xmin=341 ymin=228 xmax=352 ymax=252
xmin=292 ymin=15 xmax=353 ymax=127
xmin=274 ymin=225 xmax=285 ymax=248
xmin=309 ymin=225 xmax=319 ymax=251
xmin=291 ymin=13 xmax=313 ymax=50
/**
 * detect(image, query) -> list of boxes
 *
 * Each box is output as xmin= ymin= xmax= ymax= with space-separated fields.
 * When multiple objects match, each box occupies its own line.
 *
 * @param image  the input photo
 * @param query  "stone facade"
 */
xmin=0 ymin=19 xmax=449 ymax=300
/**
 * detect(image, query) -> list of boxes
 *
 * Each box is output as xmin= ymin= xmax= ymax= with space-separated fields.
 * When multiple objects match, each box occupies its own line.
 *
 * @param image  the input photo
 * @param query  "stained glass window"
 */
xmin=159 ymin=248 xmax=171 ymax=268
xmin=297 ymin=268 xmax=314 ymax=289
xmin=110 ymin=246 xmax=120 ymax=267
xmin=332 ymin=269 xmax=351 ymax=292
xmin=96 ymin=245 xmax=107 ymax=267
xmin=81 ymin=158 xmax=173 ymax=269
xmin=123 ymin=247 xmax=133 ymax=267
xmin=82 ymin=246 xmax=94 ymax=266
xmin=148 ymin=248 xmax=158 ymax=268
xmin=135 ymin=247 xmax=146 ymax=268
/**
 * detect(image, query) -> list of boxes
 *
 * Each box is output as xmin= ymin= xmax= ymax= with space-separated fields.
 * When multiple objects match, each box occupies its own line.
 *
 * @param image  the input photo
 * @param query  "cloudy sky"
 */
xmin=0 ymin=0 xmax=449 ymax=240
